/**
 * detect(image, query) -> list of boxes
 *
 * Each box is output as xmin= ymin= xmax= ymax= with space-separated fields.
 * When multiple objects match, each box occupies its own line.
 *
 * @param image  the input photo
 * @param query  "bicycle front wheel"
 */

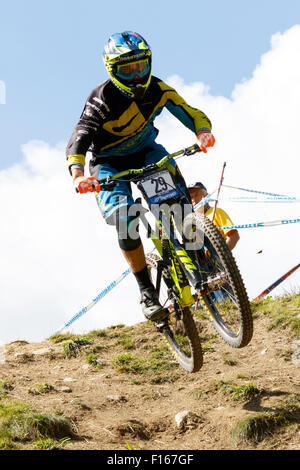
xmin=146 ymin=253 xmax=203 ymax=373
xmin=184 ymin=213 xmax=253 ymax=348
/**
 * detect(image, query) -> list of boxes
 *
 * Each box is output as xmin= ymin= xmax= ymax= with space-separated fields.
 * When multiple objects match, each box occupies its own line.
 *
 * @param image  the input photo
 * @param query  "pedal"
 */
xmin=154 ymin=318 xmax=169 ymax=330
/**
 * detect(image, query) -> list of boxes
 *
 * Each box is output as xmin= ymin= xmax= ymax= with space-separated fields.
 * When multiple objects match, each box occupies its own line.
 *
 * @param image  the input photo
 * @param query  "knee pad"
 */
xmin=116 ymin=214 xmax=142 ymax=251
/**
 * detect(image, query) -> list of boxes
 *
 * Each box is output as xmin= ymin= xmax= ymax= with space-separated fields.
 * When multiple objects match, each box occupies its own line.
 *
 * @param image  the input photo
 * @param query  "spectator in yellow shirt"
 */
xmin=187 ymin=182 xmax=240 ymax=251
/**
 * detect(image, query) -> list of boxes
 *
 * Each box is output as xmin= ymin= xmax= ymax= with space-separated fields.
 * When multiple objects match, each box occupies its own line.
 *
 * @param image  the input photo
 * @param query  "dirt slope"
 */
xmin=0 ymin=295 xmax=299 ymax=450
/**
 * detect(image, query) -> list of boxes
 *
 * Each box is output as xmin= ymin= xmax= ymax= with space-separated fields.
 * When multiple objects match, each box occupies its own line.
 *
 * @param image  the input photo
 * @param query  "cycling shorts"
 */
xmin=94 ymin=142 xmax=186 ymax=225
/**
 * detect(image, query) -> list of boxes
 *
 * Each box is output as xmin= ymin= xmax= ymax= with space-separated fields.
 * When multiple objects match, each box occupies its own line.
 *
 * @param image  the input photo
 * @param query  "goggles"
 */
xmin=115 ymin=59 xmax=150 ymax=81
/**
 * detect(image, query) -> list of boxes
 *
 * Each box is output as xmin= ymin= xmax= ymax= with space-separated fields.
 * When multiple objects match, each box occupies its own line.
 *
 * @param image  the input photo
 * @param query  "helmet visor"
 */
xmin=115 ymin=59 xmax=150 ymax=81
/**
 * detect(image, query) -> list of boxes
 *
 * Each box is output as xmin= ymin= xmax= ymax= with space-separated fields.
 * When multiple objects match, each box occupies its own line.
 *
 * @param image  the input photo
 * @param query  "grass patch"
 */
xmin=117 ymin=335 xmax=136 ymax=350
xmin=33 ymin=430 xmax=70 ymax=450
xmin=193 ymin=309 xmax=208 ymax=321
xmin=130 ymin=379 xmax=142 ymax=385
xmin=213 ymin=380 xmax=260 ymax=402
xmin=63 ymin=336 xmax=93 ymax=358
xmin=268 ymin=312 xmax=300 ymax=336
xmin=48 ymin=333 xmax=73 ymax=344
xmin=212 ymin=379 xmax=234 ymax=393
xmin=229 ymin=384 xmax=260 ymax=402
xmin=107 ymin=323 xmax=125 ymax=338
xmin=170 ymin=334 xmax=190 ymax=356
xmin=28 ymin=383 xmax=54 ymax=395
xmin=200 ymin=334 xmax=217 ymax=354
xmin=63 ymin=341 xmax=81 ymax=358
xmin=149 ymin=374 xmax=179 ymax=384
xmin=0 ymin=400 xmax=75 ymax=449
xmin=109 ymin=331 xmax=121 ymax=338
xmin=125 ymin=441 xmax=142 ymax=450
xmin=251 ymin=294 xmax=300 ymax=337
xmin=113 ymin=353 xmax=144 ymax=374
xmin=89 ymin=329 xmax=107 ymax=338
xmin=147 ymin=346 xmax=177 ymax=374
xmin=250 ymin=297 xmax=274 ymax=318
xmin=215 ymin=299 xmax=240 ymax=325
xmin=0 ymin=380 xmax=14 ymax=398
xmin=231 ymin=411 xmax=289 ymax=444
xmin=86 ymin=354 xmax=102 ymax=369
xmin=113 ymin=345 xmax=176 ymax=377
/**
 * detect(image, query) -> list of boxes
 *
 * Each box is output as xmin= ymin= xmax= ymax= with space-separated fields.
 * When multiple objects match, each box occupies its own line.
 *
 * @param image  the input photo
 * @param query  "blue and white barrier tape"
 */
xmin=54 ymin=268 xmax=132 ymax=335
xmin=190 ymin=188 xmax=298 ymax=210
xmin=193 ymin=190 xmax=217 ymax=211
xmin=222 ymin=184 xmax=291 ymax=198
xmin=219 ymin=218 xmax=300 ymax=231
xmin=215 ymin=196 xmax=299 ymax=203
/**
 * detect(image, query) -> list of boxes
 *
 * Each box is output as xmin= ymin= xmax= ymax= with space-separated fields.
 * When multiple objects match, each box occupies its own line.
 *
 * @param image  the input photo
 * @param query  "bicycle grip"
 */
xmin=74 ymin=181 xmax=101 ymax=193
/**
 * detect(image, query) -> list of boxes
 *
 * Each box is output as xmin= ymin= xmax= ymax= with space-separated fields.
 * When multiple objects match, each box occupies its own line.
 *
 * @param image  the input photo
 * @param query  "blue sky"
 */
xmin=1 ymin=0 xmax=300 ymax=170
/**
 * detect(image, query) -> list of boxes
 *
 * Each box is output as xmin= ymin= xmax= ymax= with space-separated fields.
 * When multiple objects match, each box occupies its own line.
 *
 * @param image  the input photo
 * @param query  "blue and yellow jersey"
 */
xmin=66 ymin=76 xmax=212 ymax=172
xmin=205 ymin=206 xmax=237 ymax=240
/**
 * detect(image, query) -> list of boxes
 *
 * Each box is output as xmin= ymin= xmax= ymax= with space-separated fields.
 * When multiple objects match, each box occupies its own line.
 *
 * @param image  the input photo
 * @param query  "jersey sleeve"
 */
xmin=158 ymin=81 xmax=212 ymax=135
xmin=213 ymin=208 xmax=237 ymax=237
xmin=66 ymin=87 xmax=109 ymax=173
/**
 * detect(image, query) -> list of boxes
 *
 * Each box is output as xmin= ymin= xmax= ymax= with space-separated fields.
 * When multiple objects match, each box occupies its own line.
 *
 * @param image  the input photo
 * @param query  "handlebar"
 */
xmin=98 ymin=143 xmax=201 ymax=189
xmin=75 ymin=143 xmax=201 ymax=192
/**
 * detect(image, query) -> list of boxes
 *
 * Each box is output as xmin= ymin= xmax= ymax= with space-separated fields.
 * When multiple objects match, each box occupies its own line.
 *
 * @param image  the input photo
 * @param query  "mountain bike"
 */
xmin=97 ymin=144 xmax=253 ymax=372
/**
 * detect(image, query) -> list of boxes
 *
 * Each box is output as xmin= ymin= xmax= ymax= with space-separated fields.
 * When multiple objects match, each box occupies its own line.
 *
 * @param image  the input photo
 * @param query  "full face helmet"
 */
xmin=103 ymin=31 xmax=152 ymax=100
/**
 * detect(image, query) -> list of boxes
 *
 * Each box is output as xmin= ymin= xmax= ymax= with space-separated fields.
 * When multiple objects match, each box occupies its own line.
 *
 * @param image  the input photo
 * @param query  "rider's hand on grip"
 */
xmin=74 ymin=176 xmax=101 ymax=194
xmin=197 ymin=131 xmax=215 ymax=153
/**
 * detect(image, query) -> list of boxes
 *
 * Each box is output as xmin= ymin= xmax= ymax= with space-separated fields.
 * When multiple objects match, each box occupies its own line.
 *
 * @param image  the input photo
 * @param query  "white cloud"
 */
xmin=0 ymin=141 xmax=147 ymax=343
xmin=1 ymin=25 xmax=300 ymax=343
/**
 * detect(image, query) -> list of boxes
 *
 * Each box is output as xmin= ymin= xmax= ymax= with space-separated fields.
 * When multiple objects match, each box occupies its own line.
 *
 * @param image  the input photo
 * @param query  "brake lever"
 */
xmin=184 ymin=144 xmax=201 ymax=156
xmin=100 ymin=180 xmax=118 ymax=191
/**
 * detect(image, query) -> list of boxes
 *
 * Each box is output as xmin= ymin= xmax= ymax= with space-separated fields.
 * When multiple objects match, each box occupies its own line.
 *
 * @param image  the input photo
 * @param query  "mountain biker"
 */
xmin=188 ymin=182 xmax=239 ymax=250
xmin=66 ymin=31 xmax=215 ymax=322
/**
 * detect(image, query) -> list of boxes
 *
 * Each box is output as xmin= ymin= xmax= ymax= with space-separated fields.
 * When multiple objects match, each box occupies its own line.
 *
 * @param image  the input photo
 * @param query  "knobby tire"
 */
xmin=185 ymin=213 xmax=253 ymax=348
xmin=146 ymin=253 xmax=203 ymax=373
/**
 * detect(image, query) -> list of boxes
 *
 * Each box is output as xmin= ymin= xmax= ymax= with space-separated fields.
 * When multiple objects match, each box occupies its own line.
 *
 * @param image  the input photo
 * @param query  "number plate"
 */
xmin=140 ymin=170 xmax=179 ymax=203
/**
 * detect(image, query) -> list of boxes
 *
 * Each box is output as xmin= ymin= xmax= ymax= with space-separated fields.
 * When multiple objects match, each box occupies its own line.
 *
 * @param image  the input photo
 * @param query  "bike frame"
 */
xmin=143 ymin=205 xmax=200 ymax=309
xmin=97 ymin=144 xmax=204 ymax=309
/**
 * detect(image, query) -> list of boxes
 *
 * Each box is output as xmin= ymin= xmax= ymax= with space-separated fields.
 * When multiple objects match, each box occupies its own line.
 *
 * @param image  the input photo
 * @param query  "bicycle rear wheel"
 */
xmin=146 ymin=253 xmax=203 ymax=373
xmin=184 ymin=213 xmax=253 ymax=348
